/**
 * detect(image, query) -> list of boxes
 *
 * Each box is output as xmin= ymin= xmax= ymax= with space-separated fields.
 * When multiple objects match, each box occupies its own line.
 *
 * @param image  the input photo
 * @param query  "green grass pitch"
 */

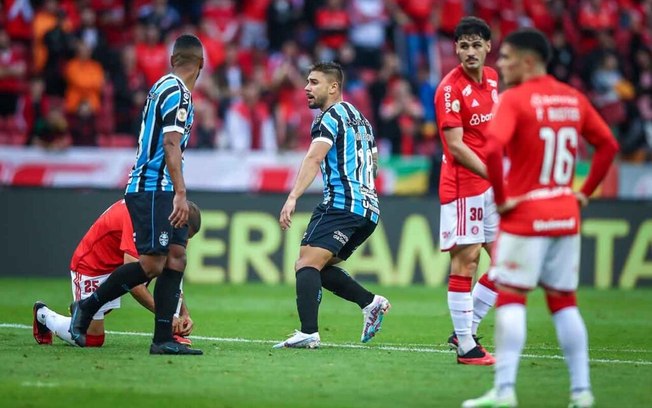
xmin=0 ymin=278 xmax=650 ymax=407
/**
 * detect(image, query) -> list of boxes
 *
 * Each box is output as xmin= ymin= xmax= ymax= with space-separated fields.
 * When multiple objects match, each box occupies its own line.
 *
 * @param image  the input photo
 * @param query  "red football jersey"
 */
xmin=486 ymin=75 xmax=618 ymax=236
xmin=70 ymin=200 xmax=137 ymax=277
xmin=435 ymin=65 xmax=499 ymax=203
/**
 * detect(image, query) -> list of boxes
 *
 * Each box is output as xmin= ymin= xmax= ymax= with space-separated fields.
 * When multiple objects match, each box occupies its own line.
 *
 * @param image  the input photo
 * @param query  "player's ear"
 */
xmin=486 ymin=40 xmax=492 ymax=53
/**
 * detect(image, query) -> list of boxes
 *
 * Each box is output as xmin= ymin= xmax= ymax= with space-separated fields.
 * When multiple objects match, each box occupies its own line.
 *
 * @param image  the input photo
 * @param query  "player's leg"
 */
xmin=463 ymin=233 xmax=544 ymax=408
xmin=321 ymin=218 xmax=390 ymax=343
xmin=274 ymin=204 xmax=344 ymax=349
xmin=273 ymin=244 xmax=331 ymax=349
xmin=150 ymin=213 xmax=201 ymax=355
xmin=541 ymin=235 xmax=593 ymax=407
xmin=441 ymin=193 xmax=494 ymax=362
xmin=471 ymin=188 xmax=499 ymax=336
xmin=448 ymin=243 xmax=491 ymax=360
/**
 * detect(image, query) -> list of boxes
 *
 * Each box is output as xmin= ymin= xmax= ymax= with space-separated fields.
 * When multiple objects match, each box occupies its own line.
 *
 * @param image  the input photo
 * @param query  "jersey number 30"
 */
xmin=539 ymin=127 xmax=578 ymax=185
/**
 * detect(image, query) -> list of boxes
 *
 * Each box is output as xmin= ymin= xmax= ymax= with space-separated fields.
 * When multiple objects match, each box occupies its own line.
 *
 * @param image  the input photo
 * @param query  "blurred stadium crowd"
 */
xmin=1 ymin=0 xmax=651 ymax=162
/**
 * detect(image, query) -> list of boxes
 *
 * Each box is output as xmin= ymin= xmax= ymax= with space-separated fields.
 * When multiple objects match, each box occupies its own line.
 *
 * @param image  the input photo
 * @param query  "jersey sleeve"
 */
xmin=160 ymin=85 xmax=190 ymax=135
xmin=311 ymin=111 xmax=338 ymax=146
xmin=434 ymin=83 xmax=463 ymax=130
xmin=578 ymin=94 xmax=620 ymax=196
xmin=119 ymin=208 xmax=138 ymax=259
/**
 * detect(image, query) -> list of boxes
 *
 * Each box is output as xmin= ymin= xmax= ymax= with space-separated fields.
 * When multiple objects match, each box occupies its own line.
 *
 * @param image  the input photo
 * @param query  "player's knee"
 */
xmin=86 ymin=334 xmax=105 ymax=347
xmin=495 ymin=289 xmax=527 ymax=307
xmin=545 ymin=290 xmax=577 ymax=314
xmin=166 ymin=255 xmax=187 ymax=272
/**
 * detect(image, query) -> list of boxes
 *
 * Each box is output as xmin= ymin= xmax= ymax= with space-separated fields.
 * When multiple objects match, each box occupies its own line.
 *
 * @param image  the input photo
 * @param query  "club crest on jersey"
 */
xmin=452 ymin=100 xmax=461 ymax=112
xmin=491 ymin=89 xmax=499 ymax=103
xmin=462 ymin=85 xmax=472 ymax=97
xmin=176 ymin=108 xmax=188 ymax=122
xmin=159 ymin=231 xmax=169 ymax=247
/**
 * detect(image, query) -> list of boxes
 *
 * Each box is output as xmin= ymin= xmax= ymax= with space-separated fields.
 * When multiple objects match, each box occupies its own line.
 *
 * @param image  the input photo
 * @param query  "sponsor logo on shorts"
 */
xmin=471 ymin=226 xmax=479 ymax=235
xmin=159 ymin=231 xmax=169 ymax=246
xmin=442 ymin=231 xmax=451 ymax=240
xmin=333 ymin=230 xmax=349 ymax=245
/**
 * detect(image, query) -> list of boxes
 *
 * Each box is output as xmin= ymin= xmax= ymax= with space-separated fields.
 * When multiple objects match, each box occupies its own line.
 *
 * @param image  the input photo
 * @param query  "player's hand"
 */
xmin=169 ymin=194 xmax=189 ymax=228
xmin=178 ymin=315 xmax=193 ymax=336
xmin=497 ymin=198 xmax=519 ymax=215
xmin=279 ymin=196 xmax=297 ymax=231
xmin=575 ymin=192 xmax=589 ymax=207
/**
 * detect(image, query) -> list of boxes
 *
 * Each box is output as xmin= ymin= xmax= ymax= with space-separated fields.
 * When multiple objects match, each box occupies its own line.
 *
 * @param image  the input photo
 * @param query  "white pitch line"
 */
xmin=3 ymin=323 xmax=651 ymax=366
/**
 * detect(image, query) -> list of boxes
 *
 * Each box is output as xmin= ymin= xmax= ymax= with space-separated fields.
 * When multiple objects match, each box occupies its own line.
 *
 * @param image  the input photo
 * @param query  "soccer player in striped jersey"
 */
xmin=68 ymin=34 xmax=204 ymax=355
xmin=274 ymin=62 xmax=390 ymax=349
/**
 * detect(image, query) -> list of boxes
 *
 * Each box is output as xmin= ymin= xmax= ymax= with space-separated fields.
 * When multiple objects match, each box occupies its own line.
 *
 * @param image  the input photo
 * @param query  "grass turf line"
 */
xmin=0 ymin=278 xmax=650 ymax=407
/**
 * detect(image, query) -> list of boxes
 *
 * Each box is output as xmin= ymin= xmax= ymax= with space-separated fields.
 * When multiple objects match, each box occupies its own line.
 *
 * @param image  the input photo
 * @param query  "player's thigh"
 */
xmin=489 ymin=233 xmax=547 ymax=290
xmin=337 ymin=217 xmax=377 ymax=261
xmin=125 ymin=191 xmax=175 ymax=256
xmin=449 ymin=243 xmax=482 ymax=277
xmin=70 ymin=271 xmax=120 ymax=320
xmin=539 ymin=234 xmax=580 ymax=291
xmin=300 ymin=204 xmax=364 ymax=262
xmin=440 ymin=190 xmax=494 ymax=251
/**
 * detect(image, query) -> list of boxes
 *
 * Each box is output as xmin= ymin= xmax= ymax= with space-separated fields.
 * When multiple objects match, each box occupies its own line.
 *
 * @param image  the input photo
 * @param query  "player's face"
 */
xmin=304 ymin=71 xmax=333 ymax=110
xmin=497 ymin=43 xmax=524 ymax=87
xmin=456 ymin=35 xmax=491 ymax=72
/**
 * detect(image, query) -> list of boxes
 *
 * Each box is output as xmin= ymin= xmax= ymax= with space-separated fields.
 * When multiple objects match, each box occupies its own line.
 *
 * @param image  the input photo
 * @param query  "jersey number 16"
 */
xmin=539 ymin=126 xmax=578 ymax=186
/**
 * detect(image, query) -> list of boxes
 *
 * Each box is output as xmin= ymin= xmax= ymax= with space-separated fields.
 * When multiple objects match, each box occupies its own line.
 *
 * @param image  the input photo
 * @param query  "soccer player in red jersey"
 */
xmin=463 ymin=29 xmax=618 ymax=408
xmin=32 ymin=199 xmax=201 ymax=348
xmin=434 ymin=16 xmax=498 ymax=365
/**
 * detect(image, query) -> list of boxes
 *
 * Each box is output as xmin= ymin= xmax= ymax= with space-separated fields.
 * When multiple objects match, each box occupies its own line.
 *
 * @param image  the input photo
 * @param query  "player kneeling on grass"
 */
xmin=33 ymin=199 xmax=200 ymax=348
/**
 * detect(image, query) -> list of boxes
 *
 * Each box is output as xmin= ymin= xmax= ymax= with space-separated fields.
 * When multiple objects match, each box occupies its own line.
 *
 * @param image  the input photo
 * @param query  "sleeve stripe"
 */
xmin=313 ymin=137 xmax=333 ymax=146
xmin=162 ymin=125 xmax=185 ymax=134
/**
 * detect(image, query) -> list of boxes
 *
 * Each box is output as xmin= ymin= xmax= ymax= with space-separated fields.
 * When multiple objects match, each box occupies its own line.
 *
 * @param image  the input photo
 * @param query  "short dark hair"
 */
xmin=187 ymin=200 xmax=201 ymax=235
xmin=503 ymin=28 xmax=552 ymax=64
xmin=454 ymin=16 xmax=491 ymax=42
xmin=309 ymin=61 xmax=344 ymax=89
xmin=171 ymin=34 xmax=203 ymax=67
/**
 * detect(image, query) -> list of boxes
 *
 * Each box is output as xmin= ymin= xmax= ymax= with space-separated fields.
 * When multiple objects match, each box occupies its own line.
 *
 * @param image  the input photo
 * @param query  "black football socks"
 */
xmin=153 ymin=268 xmax=183 ymax=344
xmin=321 ymin=265 xmax=374 ymax=309
xmin=80 ymin=262 xmax=149 ymax=315
xmin=295 ymin=266 xmax=322 ymax=334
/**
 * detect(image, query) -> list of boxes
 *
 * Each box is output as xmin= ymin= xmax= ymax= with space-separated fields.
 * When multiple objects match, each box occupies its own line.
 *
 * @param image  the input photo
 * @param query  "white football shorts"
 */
xmin=70 ymin=271 xmax=120 ymax=320
xmin=440 ymin=187 xmax=499 ymax=251
xmin=489 ymin=232 xmax=581 ymax=291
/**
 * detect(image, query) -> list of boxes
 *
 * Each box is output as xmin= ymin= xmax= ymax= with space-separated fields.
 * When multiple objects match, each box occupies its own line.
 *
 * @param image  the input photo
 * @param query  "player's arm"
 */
xmin=279 ymin=140 xmax=331 ymax=230
xmin=443 ymin=126 xmax=488 ymax=179
xmin=163 ymin=130 xmax=188 ymax=228
xmin=576 ymin=99 xmax=620 ymax=204
xmin=124 ymin=253 xmax=156 ymax=313
xmin=485 ymin=93 xmax=518 ymax=212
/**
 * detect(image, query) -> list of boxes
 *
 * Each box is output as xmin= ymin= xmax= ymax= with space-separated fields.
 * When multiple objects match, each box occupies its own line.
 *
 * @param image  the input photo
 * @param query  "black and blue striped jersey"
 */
xmin=126 ymin=74 xmax=194 ymax=193
xmin=311 ymin=101 xmax=380 ymax=223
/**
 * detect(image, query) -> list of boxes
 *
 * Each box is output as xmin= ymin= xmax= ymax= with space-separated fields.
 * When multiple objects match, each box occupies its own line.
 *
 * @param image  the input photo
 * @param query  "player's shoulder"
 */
xmin=437 ymin=66 xmax=463 ymax=94
xmin=484 ymin=66 xmax=499 ymax=87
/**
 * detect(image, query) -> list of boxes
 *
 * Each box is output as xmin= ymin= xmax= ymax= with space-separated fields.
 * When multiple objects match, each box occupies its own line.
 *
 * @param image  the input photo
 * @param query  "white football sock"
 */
xmin=494 ymin=303 xmax=526 ymax=397
xmin=38 ymin=306 xmax=76 ymax=346
xmin=471 ymin=281 xmax=497 ymax=335
xmin=553 ymin=307 xmax=591 ymax=393
xmin=448 ymin=291 xmax=475 ymax=354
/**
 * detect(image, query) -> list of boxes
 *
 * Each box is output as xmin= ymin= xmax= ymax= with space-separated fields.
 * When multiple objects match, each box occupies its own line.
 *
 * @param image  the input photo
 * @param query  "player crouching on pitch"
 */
xmin=33 ymin=199 xmax=200 ymax=348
